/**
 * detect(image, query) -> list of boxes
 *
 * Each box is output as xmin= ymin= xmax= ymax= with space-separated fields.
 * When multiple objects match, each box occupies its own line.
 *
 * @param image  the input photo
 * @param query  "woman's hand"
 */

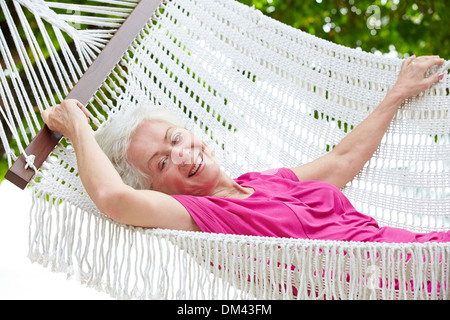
xmin=41 ymin=99 xmax=90 ymax=139
xmin=391 ymin=55 xmax=445 ymax=101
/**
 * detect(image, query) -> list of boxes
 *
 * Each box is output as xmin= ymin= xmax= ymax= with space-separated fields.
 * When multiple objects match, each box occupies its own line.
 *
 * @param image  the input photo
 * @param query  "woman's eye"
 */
xmin=160 ymin=158 xmax=168 ymax=170
xmin=172 ymin=133 xmax=181 ymax=144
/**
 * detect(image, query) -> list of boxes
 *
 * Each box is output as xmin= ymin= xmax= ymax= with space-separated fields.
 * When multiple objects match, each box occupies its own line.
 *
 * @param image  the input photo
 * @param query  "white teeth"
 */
xmin=189 ymin=154 xmax=203 ymax=177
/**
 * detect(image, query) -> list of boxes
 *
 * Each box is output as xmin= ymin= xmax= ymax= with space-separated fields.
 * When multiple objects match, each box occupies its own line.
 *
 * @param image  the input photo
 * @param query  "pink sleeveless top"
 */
xmin=171 ymin=168 xmax=449 ymax=243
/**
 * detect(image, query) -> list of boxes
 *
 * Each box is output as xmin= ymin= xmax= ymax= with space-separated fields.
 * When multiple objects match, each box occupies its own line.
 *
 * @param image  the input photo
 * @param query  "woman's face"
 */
xmin=127 ymin=119 xmax=221 ymax=196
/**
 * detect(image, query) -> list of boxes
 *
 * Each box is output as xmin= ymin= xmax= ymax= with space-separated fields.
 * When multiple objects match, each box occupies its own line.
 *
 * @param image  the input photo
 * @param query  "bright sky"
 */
xmin=0 ymin=180 xmax=112 ymax=300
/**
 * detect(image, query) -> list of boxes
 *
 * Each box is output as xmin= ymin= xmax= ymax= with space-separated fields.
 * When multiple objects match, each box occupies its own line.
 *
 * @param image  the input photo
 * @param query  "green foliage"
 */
xmin=239 ymin=0 xmax=449 ymax=59
xmin=0 ymin=155 xmax=7 ymax=181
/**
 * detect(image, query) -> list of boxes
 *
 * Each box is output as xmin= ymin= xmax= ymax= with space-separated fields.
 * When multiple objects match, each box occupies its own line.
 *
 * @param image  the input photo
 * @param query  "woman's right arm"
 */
xmin=41 ymin=100 xmax=198 ymax=231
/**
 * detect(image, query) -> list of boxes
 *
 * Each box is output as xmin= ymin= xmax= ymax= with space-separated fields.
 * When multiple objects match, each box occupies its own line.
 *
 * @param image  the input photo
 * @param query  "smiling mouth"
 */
xmin=188 ymin=153 xmax=203 ymax=177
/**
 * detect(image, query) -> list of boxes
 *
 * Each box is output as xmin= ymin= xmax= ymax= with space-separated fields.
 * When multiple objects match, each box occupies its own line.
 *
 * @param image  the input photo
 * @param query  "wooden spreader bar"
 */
xmin=5 ymin=0 xmax=164 ymax=189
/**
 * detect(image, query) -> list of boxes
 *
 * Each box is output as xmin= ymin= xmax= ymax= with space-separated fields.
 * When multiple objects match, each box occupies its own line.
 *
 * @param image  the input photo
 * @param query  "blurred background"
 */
xmin=239 ymin=0 xmax=448 ymax=59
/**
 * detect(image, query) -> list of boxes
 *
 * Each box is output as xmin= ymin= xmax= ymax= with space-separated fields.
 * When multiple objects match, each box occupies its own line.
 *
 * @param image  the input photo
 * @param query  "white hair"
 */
xmin=95 ymin=102 xmax=184 ymax=189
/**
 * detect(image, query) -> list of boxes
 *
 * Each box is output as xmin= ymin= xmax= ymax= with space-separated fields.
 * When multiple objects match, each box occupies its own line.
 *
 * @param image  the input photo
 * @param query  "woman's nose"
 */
xmin=172 ymin=144 xmax=191 ymax=166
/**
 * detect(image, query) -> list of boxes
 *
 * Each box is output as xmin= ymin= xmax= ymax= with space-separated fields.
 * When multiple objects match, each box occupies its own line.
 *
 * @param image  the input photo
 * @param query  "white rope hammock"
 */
xmin=1 ymin=0 xmax=449 ymax=299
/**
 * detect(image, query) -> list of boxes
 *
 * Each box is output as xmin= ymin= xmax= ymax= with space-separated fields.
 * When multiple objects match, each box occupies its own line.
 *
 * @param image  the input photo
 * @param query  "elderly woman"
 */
xmin=42 ymin=55 xmax=449 ymax=243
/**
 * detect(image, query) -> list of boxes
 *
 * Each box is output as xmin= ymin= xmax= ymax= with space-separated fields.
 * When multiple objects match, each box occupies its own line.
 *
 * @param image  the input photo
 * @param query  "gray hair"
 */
xmin=95 ymin=102 xmax=184 ymax=189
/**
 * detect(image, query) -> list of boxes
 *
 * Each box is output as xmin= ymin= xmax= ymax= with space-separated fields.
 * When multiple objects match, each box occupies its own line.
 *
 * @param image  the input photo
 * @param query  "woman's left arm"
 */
xmin=291 ymin=55 xmax=445 ymax=189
